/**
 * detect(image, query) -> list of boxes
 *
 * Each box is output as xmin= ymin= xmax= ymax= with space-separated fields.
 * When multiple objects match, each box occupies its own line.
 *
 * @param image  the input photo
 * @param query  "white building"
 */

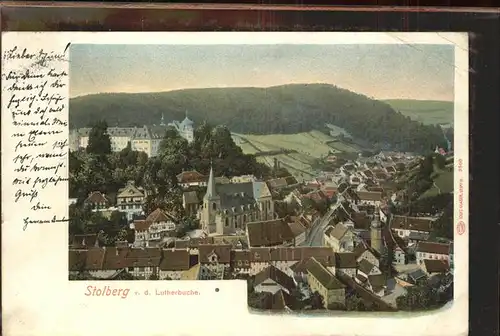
xmin=168 ymin=113 xmax=194 ymax=143
xmin=68 ymin=113 xmax=195 ymax=156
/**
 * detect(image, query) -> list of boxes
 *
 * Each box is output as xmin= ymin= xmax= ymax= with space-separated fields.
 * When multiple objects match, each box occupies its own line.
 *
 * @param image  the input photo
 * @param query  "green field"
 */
xmin=233 ymin=130 xmax=361 ymax=181
xmin=383 ymin=99 xmax=453 ymax=126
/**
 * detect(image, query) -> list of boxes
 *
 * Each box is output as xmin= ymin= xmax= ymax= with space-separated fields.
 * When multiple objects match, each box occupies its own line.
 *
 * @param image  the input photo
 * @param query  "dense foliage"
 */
xmin=69 ymin=84 xmax=448 ymax=153
xmin=69 ymin=120 xmax=275 ymax=239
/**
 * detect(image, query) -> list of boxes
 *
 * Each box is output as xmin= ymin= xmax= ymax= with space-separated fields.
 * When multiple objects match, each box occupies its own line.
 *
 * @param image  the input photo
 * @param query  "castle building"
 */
xmin=370 ymin=206 xmax=384 ymax=254
xmin=200 ymin=164 xmax=274 ymax=236
xmin=68 ymin=113 xmax=195 ymax=156
xmin=168 ymin=112 xmax=194 ymax=143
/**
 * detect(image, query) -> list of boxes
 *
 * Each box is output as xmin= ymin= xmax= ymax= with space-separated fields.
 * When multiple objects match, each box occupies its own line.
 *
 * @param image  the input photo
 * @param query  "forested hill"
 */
xmin=69 ymin=84 xmax=447 ymax=153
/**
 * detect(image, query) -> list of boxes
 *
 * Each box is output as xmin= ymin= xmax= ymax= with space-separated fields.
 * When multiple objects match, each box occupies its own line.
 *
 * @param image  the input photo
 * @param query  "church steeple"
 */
xmin=371 ymin=207 xmax=382 ymax=229
xmin=370 ymin=205 xmax=383 ymax=254
xmin=160 ymin=113 xmax=165 ymax=126
xmin=204 ymin=161 xmax=218 ymax=200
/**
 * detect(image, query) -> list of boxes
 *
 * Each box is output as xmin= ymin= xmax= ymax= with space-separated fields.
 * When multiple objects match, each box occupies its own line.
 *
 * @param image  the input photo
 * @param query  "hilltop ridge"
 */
xmin=69 ymin=84 xmax=449 ymax=153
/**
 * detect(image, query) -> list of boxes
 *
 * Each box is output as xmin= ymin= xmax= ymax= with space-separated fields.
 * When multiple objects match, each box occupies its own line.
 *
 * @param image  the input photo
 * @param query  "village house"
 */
xmin=84 ymin=191 xmax=111 ymax=211
xmin=406 ymin=268 xmax=428 ymax=286
xmin=323 ymin=223 xmax=355 ymax=252
xmin=100 ymin=247 xmax=131 ymax=278
xmin=83 ymin=247 xmax=112 ymax=279
xmin=182 ymin=191 xmax=200 ymax=216
xmin=131 ymin=208 xmax=178 ymax=248
xmin=231 ymin=250 xmax=253 ymax=275
xmin=266 ymin=289 xmax=297 ymax=311
xmin=198 ymin=244 xmax=232 ymax=279
xmin=306 ymin=257 xmax=346 ymax=309
xmin=421 ymin=259 xmax=450 ymax=277
xmin=231 ymin=247 xmax=336 ymax=277
xmin=125 ymin=247 xmax=162 ymax=279
xmin=328 ymin=252 xmax=358 ymax=278
xmin=355 ymin=191 xmax=384 ymax=206
xmin=116 ymin=180 xmax=146 ymax=221
xmin=177 ymin=170 xmax=208 ymax=189
xmin=246 ymin=219 xmax=295 ymax=248
xmin=253 ymin=265 xmax=296 ymax=295
xmin=390 ymin=215 xmax=434 ymax=240
xmin=174 ymin=237 xmax=214 ymax=254
xmin=159 ymin=249 xmax=192 ymax=280
xmin=415 ymin=242 xmax=451 ymax=265
xmin=287 ymin=217 xmax=307 ymax=246
xmin=356 ymin=259 xmax=382 ymax=286
xmin=353 ymin=243 xmax=380 ymax=268
xmin=365 ymin=274 xmax=387 ymax=297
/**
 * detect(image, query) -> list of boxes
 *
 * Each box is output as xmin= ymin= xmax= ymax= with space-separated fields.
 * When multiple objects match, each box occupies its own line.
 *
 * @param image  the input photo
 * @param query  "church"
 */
xmin=199 ymin=165 xmax=275 ymax=235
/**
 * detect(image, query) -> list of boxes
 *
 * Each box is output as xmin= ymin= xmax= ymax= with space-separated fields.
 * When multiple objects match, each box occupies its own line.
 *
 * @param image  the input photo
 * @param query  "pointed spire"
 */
xmin=204 ymin=160 xmax=218 ymax=200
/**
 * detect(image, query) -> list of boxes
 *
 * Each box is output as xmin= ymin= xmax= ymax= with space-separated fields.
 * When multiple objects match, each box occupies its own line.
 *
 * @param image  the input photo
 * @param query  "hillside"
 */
xmin=69 ymin=84 xmax=449 ymax=153
xmin=383 ymin=99 xmax=453 ymax=126
xmin=395 ymin=154 xmax=454 ymax=200
xmin=232 ymin=130 xmax=361 ymax=181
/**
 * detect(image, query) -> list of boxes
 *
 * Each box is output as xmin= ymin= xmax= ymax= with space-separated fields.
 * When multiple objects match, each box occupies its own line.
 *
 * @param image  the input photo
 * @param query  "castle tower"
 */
xmin=180 ymin=110 xmax=194 ymax=143
xmin=370 ymin=206 xmax=384 ymax=254
xmin=201 ymin=163 xmax=220 ymax=232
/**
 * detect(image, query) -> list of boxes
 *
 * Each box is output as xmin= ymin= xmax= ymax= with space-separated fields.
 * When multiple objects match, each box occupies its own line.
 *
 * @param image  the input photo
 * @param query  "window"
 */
xmin=128 ymin=267 xmax=134 ymax=272
xmin=212 ymin=203 xmax=217 ymax=210
xmin=225 ymin=218 xmax=229 ymax=227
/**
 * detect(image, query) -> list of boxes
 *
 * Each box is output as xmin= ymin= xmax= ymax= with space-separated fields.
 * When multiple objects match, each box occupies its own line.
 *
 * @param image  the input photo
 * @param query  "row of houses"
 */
xmin=70 ymin=241 xmax=450 ymax=310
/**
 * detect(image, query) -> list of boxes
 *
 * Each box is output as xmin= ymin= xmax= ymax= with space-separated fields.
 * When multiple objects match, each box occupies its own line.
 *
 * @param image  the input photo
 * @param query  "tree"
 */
xmin=434 ymin=153 xmax=446 ymax=170
xmin=87 ymin=120 xmax=111 ymax=155
xmin=396 ymin=285 xmax=440 ymax=311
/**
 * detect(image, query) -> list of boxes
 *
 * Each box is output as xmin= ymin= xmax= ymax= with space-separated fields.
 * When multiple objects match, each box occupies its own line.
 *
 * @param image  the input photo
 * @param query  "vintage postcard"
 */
xmin=2 ymin=32 xmax=469 ymax=336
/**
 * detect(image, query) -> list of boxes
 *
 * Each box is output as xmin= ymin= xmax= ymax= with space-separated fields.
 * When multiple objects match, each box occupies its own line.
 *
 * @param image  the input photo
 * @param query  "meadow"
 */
xmin=383 ymin=99 xmax=454 ymax=126
xmin=233 ymin=130 xmax=361 ymax=181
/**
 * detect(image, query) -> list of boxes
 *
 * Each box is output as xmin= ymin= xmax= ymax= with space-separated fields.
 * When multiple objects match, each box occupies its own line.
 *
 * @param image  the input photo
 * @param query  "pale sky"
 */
xmin=70 ymin=44 xmax=455 ymax=101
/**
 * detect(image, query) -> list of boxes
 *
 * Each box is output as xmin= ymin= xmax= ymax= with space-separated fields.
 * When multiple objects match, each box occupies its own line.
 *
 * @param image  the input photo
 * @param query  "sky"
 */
xmin=70 ymin=44 xmax=455 ymax=101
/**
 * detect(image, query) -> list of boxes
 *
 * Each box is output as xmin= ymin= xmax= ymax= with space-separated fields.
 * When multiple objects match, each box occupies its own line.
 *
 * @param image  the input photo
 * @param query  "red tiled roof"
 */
xmin=198 ymin=244 xmax=232 ymax=263
xmin=391 ymin=215 xmax=433 ymax=232
xmin=247 ymin=219 xmax=295 ymax=247
xmin=416 ymin=242 xmax=450 ymax=255
xmin=357 ymin=191 xmax=383 ymax=202
xmin=84 ymin=191 xmax=110 ymax=205
xmin=254 ymin=265 xmax=296 ymax=293
xmin=176 ymin=171 xmax=207 ymax=183
xmin=159 ymin=249 xmax=191 ymax=271
xmin=146 ymin=208 xmax=176 ymax=223
xmin=423 ymin=259 xmax=450 ymax=274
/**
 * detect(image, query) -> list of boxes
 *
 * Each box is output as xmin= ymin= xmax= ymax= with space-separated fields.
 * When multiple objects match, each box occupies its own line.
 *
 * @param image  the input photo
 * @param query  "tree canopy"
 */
xmin=86 ymin=120 xmax=111 ymax=155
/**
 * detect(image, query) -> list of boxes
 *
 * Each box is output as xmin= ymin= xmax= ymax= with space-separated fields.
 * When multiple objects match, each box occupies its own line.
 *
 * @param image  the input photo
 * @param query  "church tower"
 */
xmin=160 ymin=113 xmax=166 ymax=126
xmin=201 ymin=163 xmax=220 ymax=233
xmin=370 ymin=206 xmax=384 ymax=254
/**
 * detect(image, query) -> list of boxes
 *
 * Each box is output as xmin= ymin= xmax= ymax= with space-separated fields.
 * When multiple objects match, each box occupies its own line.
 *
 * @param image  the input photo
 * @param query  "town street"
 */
xmin=302 ymin=202 xmax=340 ymax=246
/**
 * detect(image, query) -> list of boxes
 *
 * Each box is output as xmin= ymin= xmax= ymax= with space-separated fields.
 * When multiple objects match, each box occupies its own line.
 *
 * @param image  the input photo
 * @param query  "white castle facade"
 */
xmin=69 ymin=113 xmax=195 ymax=157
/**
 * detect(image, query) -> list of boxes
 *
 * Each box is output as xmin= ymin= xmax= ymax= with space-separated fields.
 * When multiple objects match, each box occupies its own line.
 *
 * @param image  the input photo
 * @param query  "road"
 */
xmin=302 ymin=202 xmax=340 ymax=247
